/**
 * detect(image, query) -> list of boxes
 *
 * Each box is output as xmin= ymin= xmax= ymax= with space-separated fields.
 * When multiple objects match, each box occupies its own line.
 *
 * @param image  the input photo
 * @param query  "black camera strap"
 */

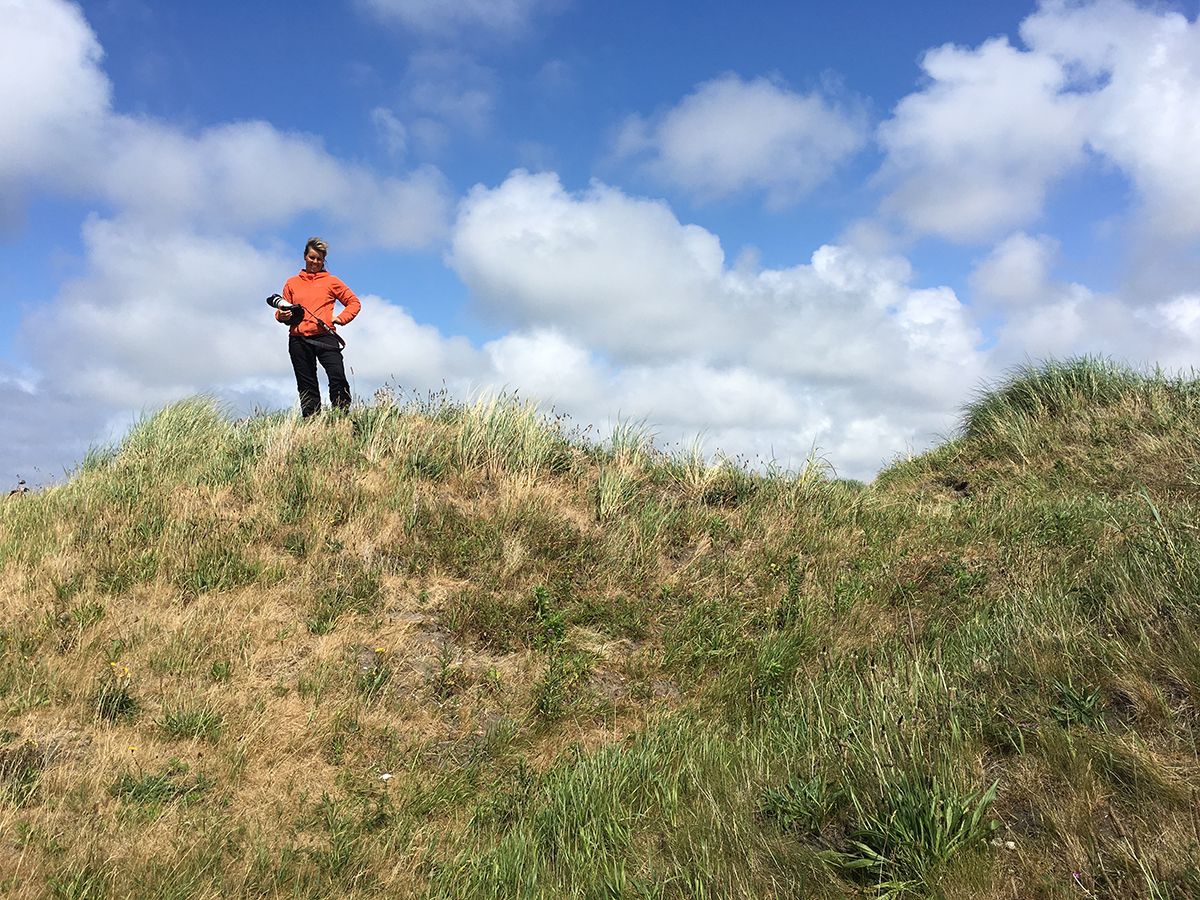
xmin=300 ymin=331 xmax=346 ymax=351
xmin=303 ymin=313 xmax=346 ymax=350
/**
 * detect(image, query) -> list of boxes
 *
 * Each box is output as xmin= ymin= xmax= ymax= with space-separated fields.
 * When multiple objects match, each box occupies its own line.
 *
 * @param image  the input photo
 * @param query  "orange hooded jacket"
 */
xmin=277 ymin=270 xmax=362 ymax=337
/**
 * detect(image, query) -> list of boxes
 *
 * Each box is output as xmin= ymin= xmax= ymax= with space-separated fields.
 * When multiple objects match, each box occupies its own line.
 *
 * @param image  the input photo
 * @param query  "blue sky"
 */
xmin=3 ymin=0 xmax=1199 ymax=485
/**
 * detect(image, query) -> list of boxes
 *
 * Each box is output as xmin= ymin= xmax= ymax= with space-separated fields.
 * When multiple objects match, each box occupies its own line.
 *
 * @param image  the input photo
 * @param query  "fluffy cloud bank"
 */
xmin=877 ymin=38 xmax=1087 ymax=241
xmin=0 ymin=0 xmax=108 ymax=212
xmin=878 ymin=0 xmax=1200 ymax=242
xmin=0 ymin=0 xmax=451 ymax=247
xmin=452 ymin=170 xmax=985 ymax=474
xmin=616 ymin=74 xmax=868 ymax=208
xmin=968 ymin=231 xmax=1200 ymax=372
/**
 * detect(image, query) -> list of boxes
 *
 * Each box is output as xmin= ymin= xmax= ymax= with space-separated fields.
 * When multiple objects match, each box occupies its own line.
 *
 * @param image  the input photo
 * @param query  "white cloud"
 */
xmin=20 ymin=218 xmax=485 ymax=405
xmin=358 ymin=0 xmax=561 ymax=36
xmin=453 ymin=172 xmax=982 ymax=398
xmin=95 ymin=119 xmax=451 ymax=248
xmin=0 ymin=0 xmax=451 ymax=249
xmin=452 ymin=170 xmax=986 ymax=476
xmin=452 ymin=171 xmax=728 ymax=360
xmin=482 ymin=330 xmax=848 ymax=472
xmin=21 ymin=219 xmax=293 ymax=406
xmin=611 ymin=361 xmax=810 ymax=431
xmin=0 ymin=370 xmax=112 ymax=486
xmin=970 ymin=233 xmax=1200 ymax=374
xmin=0 ymin=0 xmax=109 ymax=214
xmin=484 ymin=329 xmax=600 ymax=404
xmin=344 ymin=297 xmax=483 ymax=386
xmin=1155 ymin=294 xmax=1200 ymax=342
xmin=877 ymin=37 xmax=1088 ymax=241
xmin=1022 ymin=0 xmax=1200 ymax=240
xmin=616 ymin=74 xmax=868 ymax=208
xmin=969 ymin=232 xmax=1060 ymax=305
xmin=878 ymin=0 xmax=1200 ymax=242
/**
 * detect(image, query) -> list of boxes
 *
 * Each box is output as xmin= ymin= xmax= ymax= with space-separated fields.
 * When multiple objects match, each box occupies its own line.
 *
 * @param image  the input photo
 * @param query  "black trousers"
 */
xmin=289 ymin=334 xmax=350 ymax=417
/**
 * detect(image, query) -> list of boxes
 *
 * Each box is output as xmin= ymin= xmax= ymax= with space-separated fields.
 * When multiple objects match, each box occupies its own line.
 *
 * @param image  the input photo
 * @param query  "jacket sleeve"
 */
xmin=331 ymin=278 xmax=362 ymax=326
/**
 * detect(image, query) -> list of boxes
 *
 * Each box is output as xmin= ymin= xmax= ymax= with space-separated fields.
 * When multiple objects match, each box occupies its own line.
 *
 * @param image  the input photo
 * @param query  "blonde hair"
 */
xmin=304 ymin=237 xmax=328 ymax=258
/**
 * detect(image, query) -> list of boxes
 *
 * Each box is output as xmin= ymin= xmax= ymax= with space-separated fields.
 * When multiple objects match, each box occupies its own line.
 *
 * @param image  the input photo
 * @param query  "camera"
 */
xmin=266 ymin=293 xmax=303 ymax=325
xmin=266 ymin=293 xmax=296 ymax=311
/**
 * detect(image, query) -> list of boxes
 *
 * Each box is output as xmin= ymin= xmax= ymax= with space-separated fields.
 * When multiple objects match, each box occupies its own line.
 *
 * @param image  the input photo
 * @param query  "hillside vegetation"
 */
xmin=2 ymin=358 xmax=1199 ymax=899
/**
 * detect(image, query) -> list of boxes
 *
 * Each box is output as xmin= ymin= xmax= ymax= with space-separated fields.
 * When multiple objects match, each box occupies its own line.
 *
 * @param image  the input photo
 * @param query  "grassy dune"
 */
xmin=2 ymin=359 xmax=1199 ymax=898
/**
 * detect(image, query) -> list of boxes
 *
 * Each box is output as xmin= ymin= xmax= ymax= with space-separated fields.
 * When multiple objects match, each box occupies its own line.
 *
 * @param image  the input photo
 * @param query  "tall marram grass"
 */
xmin=882 ymin=357 xmax=1200 ymax=504
xmin=962 ymin=356 xmax=1200 ymax=436
xmin=2 ymin=363 xmax=1200 ymax=898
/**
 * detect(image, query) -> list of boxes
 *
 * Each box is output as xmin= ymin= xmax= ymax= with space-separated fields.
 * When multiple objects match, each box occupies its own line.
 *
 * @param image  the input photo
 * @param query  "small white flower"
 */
xmin=379 ymin=773 xmax=393 ymax=782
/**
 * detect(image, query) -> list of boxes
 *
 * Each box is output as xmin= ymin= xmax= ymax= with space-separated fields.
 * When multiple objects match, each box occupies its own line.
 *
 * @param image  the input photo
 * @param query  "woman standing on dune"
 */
xmin=275 ymin=237 xmax=362 ymax=417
